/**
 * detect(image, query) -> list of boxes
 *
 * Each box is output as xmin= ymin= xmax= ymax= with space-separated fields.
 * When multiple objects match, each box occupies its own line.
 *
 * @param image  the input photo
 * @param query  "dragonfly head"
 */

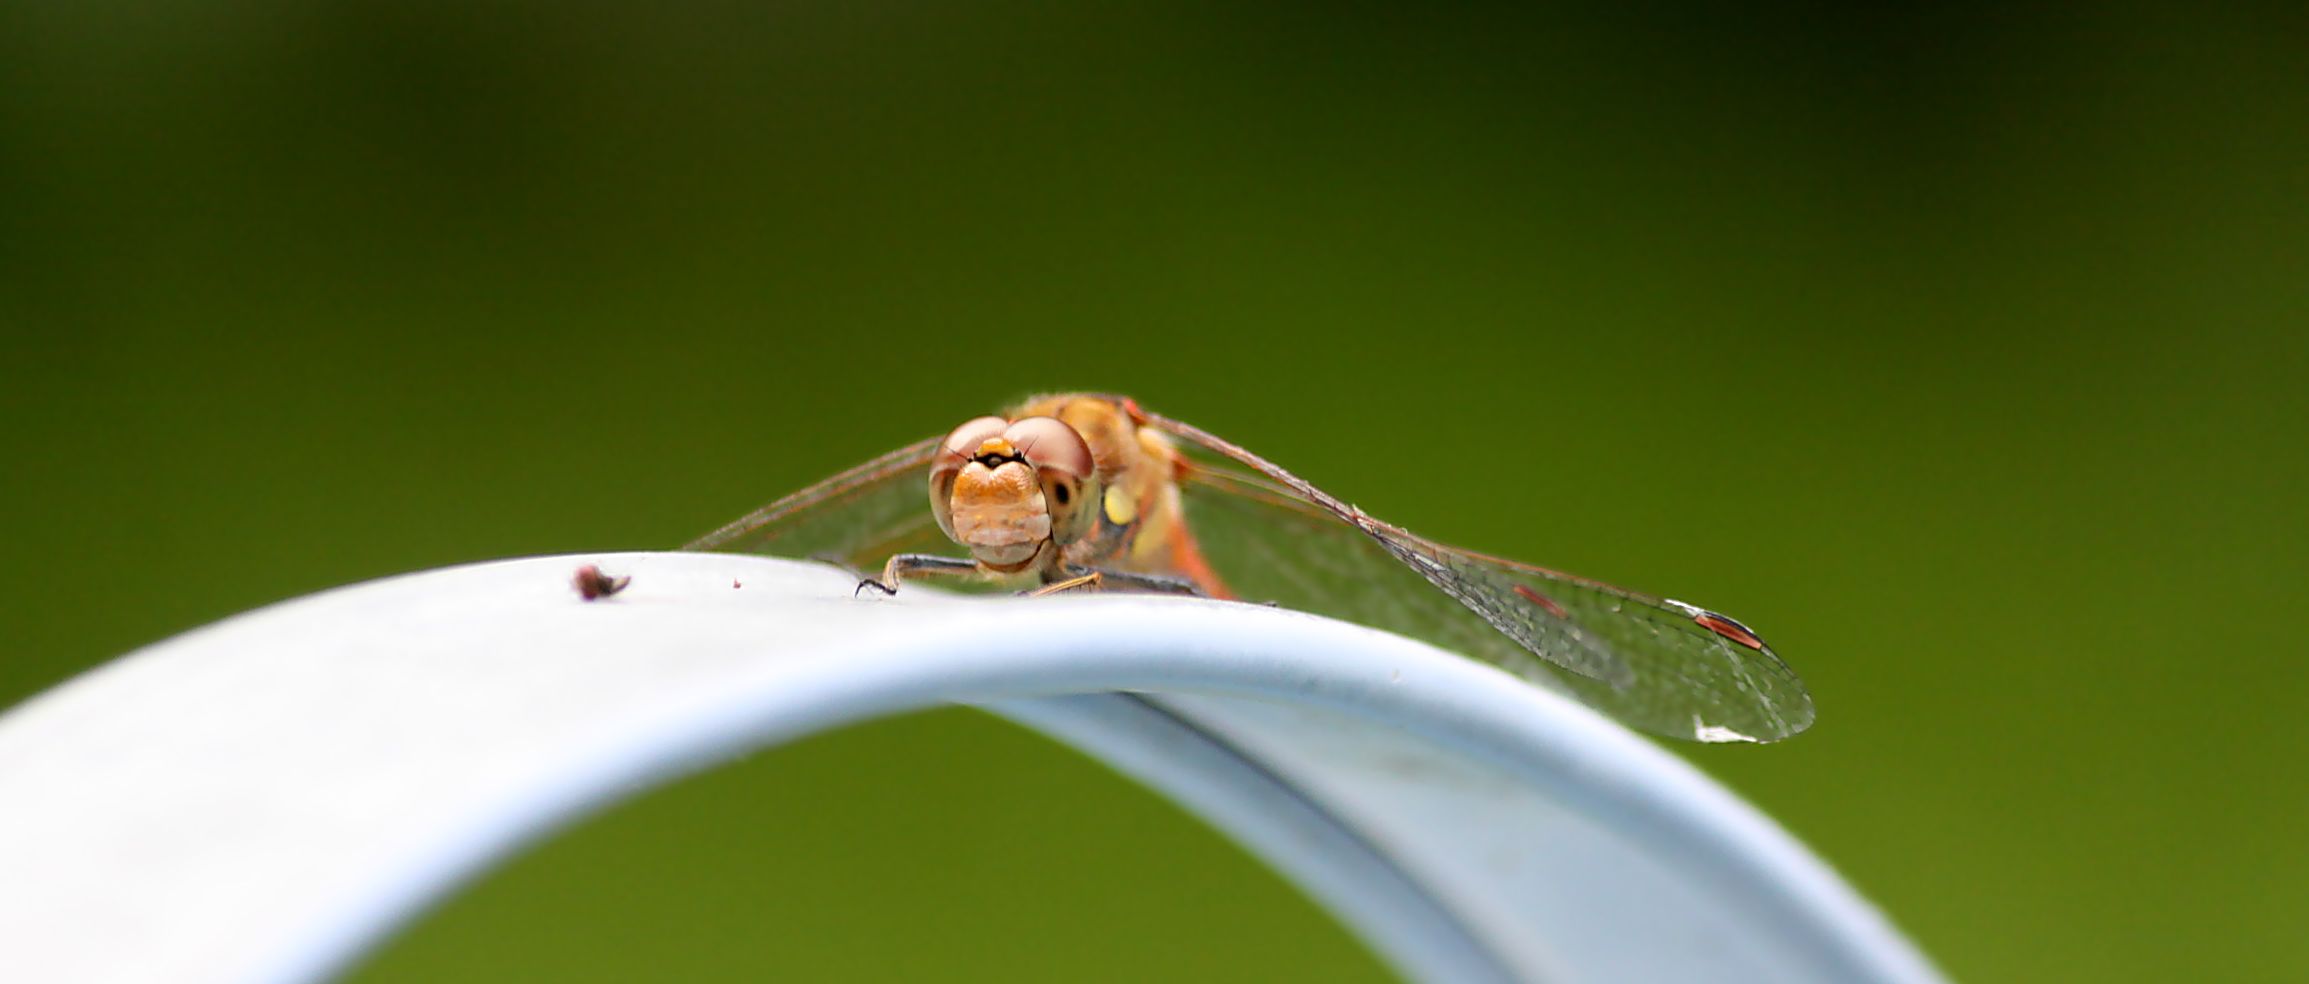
xmin=930 ymin=415 xmax=1099 ymax=573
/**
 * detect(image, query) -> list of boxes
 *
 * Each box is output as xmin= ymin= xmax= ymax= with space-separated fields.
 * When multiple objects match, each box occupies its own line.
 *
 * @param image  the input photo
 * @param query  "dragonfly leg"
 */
xmin=1027 ymin=570 xmax=1102 ymax=596
xmin=1029 ymin=566 xmax=1207 ymax=598
xmin=1098 ymin=568 xmax=1208 ymax=596
xmin=856 ymin=553 xmax=979 ymax=597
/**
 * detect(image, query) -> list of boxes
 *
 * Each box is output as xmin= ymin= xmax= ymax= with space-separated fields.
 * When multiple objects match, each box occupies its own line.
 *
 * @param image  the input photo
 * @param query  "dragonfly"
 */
xmin=687 ymin=393 xmax=1813 ymax=743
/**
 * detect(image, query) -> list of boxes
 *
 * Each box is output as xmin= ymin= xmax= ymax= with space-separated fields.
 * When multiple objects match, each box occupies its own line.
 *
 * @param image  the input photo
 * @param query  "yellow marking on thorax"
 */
xmin=1102 ymin=485 xmax=1139 ymax=526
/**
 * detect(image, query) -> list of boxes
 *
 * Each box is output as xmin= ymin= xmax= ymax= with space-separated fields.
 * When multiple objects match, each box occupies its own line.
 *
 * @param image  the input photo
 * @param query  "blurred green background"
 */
xmin=3 ymin=3 xmax=2304 ymax=981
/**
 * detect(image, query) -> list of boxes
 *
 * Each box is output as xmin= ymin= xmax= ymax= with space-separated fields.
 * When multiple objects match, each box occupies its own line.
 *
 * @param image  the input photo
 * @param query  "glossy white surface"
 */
xmin=0 ymin=553 xmax=1939 ymax=983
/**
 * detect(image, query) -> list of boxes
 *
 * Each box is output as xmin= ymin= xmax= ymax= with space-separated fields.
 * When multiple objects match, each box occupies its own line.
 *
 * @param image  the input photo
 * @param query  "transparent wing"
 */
xmin=684 ymin=408 xmax=1815 ymax=742
xmin=1146 ymin=410 xmax=1814 ymax=743
xmin=683 ymin=437 xmax=954 ymax=573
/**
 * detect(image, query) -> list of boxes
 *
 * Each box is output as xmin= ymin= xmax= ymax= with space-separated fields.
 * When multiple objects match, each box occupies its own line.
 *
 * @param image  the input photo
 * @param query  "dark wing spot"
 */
xmin=1692 ymin=610 xmax=1767 ymax=650
xmin=1512 ymin=584 xmax=1570 ymax=619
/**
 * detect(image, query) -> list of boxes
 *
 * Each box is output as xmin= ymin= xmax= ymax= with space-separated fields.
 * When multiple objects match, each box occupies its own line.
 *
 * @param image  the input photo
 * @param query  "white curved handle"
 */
xmin=0 ymin=554 xmax=1941 ymax=984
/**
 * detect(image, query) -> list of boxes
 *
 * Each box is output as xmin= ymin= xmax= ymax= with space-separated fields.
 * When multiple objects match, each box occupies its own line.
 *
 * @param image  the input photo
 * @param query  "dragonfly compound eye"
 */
xmin=1005 ymin=416 xmax=1100 ymax=545
xmin=1004 ymin=416 xmax=1094 ymax=479
xmin=931 ymin=415 xmax=1011 ymax=542
xmin=938 ymin=416 xmax=1012 ymax=465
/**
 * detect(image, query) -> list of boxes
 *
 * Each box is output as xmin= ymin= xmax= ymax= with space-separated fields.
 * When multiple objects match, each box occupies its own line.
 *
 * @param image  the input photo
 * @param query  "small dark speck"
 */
xmin=733 ymin=580 xmax=743 ymax=589
xmin=573 ymin=564 xmax=631 ymax=601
